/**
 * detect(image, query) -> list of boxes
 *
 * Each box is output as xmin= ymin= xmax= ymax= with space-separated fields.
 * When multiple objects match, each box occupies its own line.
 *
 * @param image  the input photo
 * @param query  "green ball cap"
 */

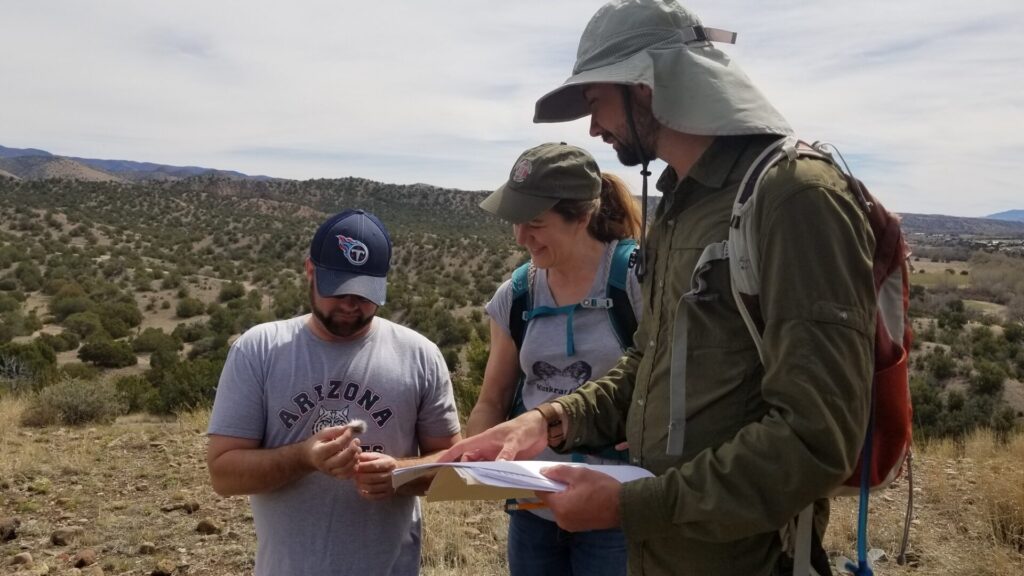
xmin=480 ymin=142 xmax=601 ymax=224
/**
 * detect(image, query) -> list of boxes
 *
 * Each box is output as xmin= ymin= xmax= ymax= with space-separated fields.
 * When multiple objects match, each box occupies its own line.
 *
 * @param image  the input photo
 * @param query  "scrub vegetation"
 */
xmin=0 ymin=174 xmax=1021 ymax=574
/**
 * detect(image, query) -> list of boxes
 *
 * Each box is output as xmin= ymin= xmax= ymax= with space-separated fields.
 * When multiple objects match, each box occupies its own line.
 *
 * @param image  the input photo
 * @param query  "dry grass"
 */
xmin=421 ymin=500 xmax=509 ymax=576
xmin=0 ymin=404 xmax=1020 ymax=575
xmin=0 ymin=395 xmax=27 ymax=440
xmin=825 ymin=430 xmax=1024 ymax=575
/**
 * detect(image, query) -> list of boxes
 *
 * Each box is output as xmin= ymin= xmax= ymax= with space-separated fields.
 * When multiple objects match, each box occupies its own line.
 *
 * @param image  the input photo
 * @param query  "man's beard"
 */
xmin=614 ymin=98 xmax=658 ymax=167
xmin=309 ymin=285 xmax=373 ymax=338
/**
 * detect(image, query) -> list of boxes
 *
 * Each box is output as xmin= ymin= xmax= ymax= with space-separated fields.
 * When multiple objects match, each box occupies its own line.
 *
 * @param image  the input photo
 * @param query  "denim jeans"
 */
xmin=507 ymin=509 xmax=628 ymax=576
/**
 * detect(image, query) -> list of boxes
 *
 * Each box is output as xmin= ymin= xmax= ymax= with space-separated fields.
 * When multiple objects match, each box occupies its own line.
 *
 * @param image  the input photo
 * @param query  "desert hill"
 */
xmin=899 ymin=213 xmax=1024 ymax=238
xmin=4 ymin=142 xmax=1024 ymax=238
xmin=0 ymin=144 xmax=269 ymax=183
xmin=0 ymin=156 xmax=121 ymax=183
xmin=989 ymin=209 xmax=1024 ymax=223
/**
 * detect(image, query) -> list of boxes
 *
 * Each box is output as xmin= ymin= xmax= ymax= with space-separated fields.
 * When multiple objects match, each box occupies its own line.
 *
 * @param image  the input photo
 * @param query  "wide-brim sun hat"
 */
xmin=534 ymin=0 xmax=792 ymax=137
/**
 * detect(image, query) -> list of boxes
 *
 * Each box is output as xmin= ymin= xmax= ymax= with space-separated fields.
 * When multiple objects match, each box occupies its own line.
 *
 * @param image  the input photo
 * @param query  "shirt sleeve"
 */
xmin=484 ymin=278 xmax=515 ymax=338
xmin=620 ymin=167 xmax=875 ymax=543
xmin=415 ymin=343 xmax=462 ymax=440
xmin=208 ymin=338 xmax=266 ymax=441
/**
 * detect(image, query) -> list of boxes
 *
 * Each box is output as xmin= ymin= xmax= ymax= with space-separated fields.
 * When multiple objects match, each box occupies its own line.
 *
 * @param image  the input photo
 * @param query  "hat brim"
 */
xmin=314 ymin=268 xmax=387 ymax=306
xmin=479 ymin=182 xmax=560 ymax=224
xmin=534 ymin=52 xmax=653 ymax=124
xmin=535 ymin=45 xmax=792 ymax=136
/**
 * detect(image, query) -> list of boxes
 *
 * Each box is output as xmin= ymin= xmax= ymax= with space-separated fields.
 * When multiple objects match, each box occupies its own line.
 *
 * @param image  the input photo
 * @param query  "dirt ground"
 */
xmin=0 ymin=403 xmax=1021 ymax=576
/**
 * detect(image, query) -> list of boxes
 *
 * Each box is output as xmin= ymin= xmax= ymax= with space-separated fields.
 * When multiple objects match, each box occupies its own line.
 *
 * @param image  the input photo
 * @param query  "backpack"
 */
xmin=506 ymin=238 xmax=640 ymax=461
xmin=669 ymin=137 xmax=913 ymax=576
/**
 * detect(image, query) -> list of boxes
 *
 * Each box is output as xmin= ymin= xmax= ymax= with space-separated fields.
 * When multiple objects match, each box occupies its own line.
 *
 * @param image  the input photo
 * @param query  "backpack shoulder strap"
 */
xmin=505 ymin=261 xmax=534 ymax=420
xmin=727 ymin=136 xmax=830 ymax=362
xmin=606 ymin=238 xmax=639 ymax=350
xmin=508 ymin=261 xmax=533 ymax=351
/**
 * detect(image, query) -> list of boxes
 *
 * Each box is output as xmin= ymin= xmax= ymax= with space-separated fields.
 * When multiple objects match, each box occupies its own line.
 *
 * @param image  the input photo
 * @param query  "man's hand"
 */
xmin=535 ymin=465 xmax=622 ymax=532
xmin=305 ymin=425 xmax=361 ymax=480
xmin=355 ymin=451 xmax=398 ymax=500
xmin=439 ymin=409 xmax=549 ymax=463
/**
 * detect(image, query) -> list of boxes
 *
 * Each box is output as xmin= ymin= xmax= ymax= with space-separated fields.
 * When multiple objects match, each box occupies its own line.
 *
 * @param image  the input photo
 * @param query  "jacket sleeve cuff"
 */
xmin=620 ymin=474 xmax=675 ymax=542
xmin=550 ymin=397 xmax=585 ymax=452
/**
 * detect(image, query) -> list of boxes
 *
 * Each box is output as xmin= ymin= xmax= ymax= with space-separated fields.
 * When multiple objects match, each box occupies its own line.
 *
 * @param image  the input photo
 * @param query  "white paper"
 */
xmin=392 ymin=460 xmax=654 ymax=502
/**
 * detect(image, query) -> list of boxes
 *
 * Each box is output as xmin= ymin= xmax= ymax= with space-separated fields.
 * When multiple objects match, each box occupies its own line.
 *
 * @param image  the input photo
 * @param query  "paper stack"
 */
xmin=392 ymin=460 xmax=653 ymax=502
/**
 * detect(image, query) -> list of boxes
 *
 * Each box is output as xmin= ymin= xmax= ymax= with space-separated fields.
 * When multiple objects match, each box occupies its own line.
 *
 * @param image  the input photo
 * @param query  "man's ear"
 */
xmin=305 ymin=258 xmax=315 ymax=282
xmin=632 ymin=84 xmax=653 ymax=105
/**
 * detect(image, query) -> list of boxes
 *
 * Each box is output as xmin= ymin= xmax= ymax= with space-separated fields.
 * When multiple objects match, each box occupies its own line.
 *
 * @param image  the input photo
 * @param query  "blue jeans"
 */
xmin=507 ymin=509 xmax=627 ymax=576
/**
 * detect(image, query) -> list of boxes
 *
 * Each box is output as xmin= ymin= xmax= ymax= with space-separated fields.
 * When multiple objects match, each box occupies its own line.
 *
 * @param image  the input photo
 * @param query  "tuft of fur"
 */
xmin=346 ymin=419 xmax=367 ymax=434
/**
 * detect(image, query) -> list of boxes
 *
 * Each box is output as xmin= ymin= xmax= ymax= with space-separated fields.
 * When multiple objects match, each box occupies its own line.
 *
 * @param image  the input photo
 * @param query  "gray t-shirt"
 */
xmin=208 ymin=315 xmax=460 ymax=576
xmin=486 ymin=238 xmax=642 ymax=468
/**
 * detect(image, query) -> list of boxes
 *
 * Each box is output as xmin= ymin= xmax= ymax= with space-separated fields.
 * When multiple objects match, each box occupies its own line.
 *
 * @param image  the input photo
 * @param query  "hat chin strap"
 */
xmin=621 ymin=85 xmax=652 ymax=282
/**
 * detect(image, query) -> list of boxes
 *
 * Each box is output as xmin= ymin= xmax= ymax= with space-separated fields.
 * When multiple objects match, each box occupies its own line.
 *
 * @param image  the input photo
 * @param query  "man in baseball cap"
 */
xmin=309 ymin=209 xmax=392 ymax=305
xmin=208 ymin=208 xmax=462 ymax=576
xmin=443 ymin=2 xmax=875 ymax=575
xmin=306 ymin=208 xmax=393 ymax=339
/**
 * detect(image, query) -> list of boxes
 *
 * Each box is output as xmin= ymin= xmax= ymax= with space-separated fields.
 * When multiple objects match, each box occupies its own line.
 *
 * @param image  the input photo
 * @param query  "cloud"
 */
xmin=0 ymin=0 xmax=1020 ymax=216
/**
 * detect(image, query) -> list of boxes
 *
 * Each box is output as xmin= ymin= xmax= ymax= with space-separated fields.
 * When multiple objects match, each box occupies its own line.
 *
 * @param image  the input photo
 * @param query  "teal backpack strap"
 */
xmin=606 ymin=238 xmax=639 ymax=350
xmin=506 ymin=262 xmax=532 ymax=419
xmin=584 ymin=238 xmax=639 ymax=463
xmin=508 ymin=262 xmax=532 ymax=351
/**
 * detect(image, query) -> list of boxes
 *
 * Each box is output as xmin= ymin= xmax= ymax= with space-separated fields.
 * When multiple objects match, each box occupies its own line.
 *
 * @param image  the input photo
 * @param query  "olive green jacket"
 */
xmin=555 ymin=135 xmax=875 ymax=576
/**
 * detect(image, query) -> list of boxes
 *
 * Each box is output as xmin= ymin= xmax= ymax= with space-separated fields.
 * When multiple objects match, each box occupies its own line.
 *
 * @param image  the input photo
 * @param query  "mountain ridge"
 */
xmin=3 ymin=143 xmax=1023 ymax=237
xmin=987 ymin=209 xmax=1024 ymax=223
xmin=0 ymin=144 xmax=272 ymax=182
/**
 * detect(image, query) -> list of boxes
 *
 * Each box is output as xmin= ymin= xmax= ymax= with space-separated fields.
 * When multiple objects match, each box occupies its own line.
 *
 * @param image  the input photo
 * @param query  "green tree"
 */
xmin=0 ymin=340 xmax=57 ymax=391
xmin=218 ymin=281 xmax=247 ymax=302
xmin=924 ymin=347 xmax=956 ymax=381
xmin=63 ymin=311 xmax=109 ymax=339
xmin=176 ymin=297 xmax=206 ymax=318
xmin=909 ymin=375 xmax=943 ymax=438
xmin=969 ymin=361 xmax=1006 ymax=396
xmin=78 ymin=339 xmax=138 ymax=368
xmin=131 ymin=328 xmax=183 ymax=354
xmin=937 ymin=299 xmax=967 ymax=331
xmin=149 ymin=358 xmax=222 ymax=414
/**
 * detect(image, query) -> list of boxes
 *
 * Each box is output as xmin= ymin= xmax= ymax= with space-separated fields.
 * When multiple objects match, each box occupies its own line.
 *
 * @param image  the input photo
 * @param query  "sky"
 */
xmin=2 ymin=1 xmax=1022 ymax=217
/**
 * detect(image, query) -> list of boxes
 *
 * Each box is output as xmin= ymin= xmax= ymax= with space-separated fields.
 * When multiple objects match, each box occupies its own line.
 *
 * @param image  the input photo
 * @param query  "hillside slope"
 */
xmin=0 ymin=156 xmax=121 ymax=182
xmin=0 ymin=404 xmax=1020 ymax=575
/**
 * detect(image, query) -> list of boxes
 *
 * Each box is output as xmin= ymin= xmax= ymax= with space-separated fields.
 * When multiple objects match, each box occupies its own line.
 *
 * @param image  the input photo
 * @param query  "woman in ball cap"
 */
xmin=469 ymin=142 xmax=643 ymax=576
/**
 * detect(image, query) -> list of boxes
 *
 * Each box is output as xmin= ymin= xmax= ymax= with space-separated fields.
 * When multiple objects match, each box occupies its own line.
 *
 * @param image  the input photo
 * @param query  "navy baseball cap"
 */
xmin=309 ymin=209 xmax=392 ymax=305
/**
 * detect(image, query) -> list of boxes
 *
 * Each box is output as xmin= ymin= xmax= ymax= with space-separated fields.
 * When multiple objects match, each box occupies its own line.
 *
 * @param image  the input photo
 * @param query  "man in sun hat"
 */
xmin=207 ymin=209 xmax=462 ymax=576
xmin=442 ymin=1 xmax=875 ymax=574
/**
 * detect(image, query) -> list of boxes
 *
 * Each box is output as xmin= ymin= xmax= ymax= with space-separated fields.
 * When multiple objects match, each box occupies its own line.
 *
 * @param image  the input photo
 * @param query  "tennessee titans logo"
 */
xmin=336 ymin=234 xmax=369 ymax=266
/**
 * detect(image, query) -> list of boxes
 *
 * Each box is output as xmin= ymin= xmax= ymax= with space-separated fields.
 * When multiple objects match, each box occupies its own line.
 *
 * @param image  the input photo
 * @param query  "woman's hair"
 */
xmin=550 ymin=172 xmax=642 ymax=242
